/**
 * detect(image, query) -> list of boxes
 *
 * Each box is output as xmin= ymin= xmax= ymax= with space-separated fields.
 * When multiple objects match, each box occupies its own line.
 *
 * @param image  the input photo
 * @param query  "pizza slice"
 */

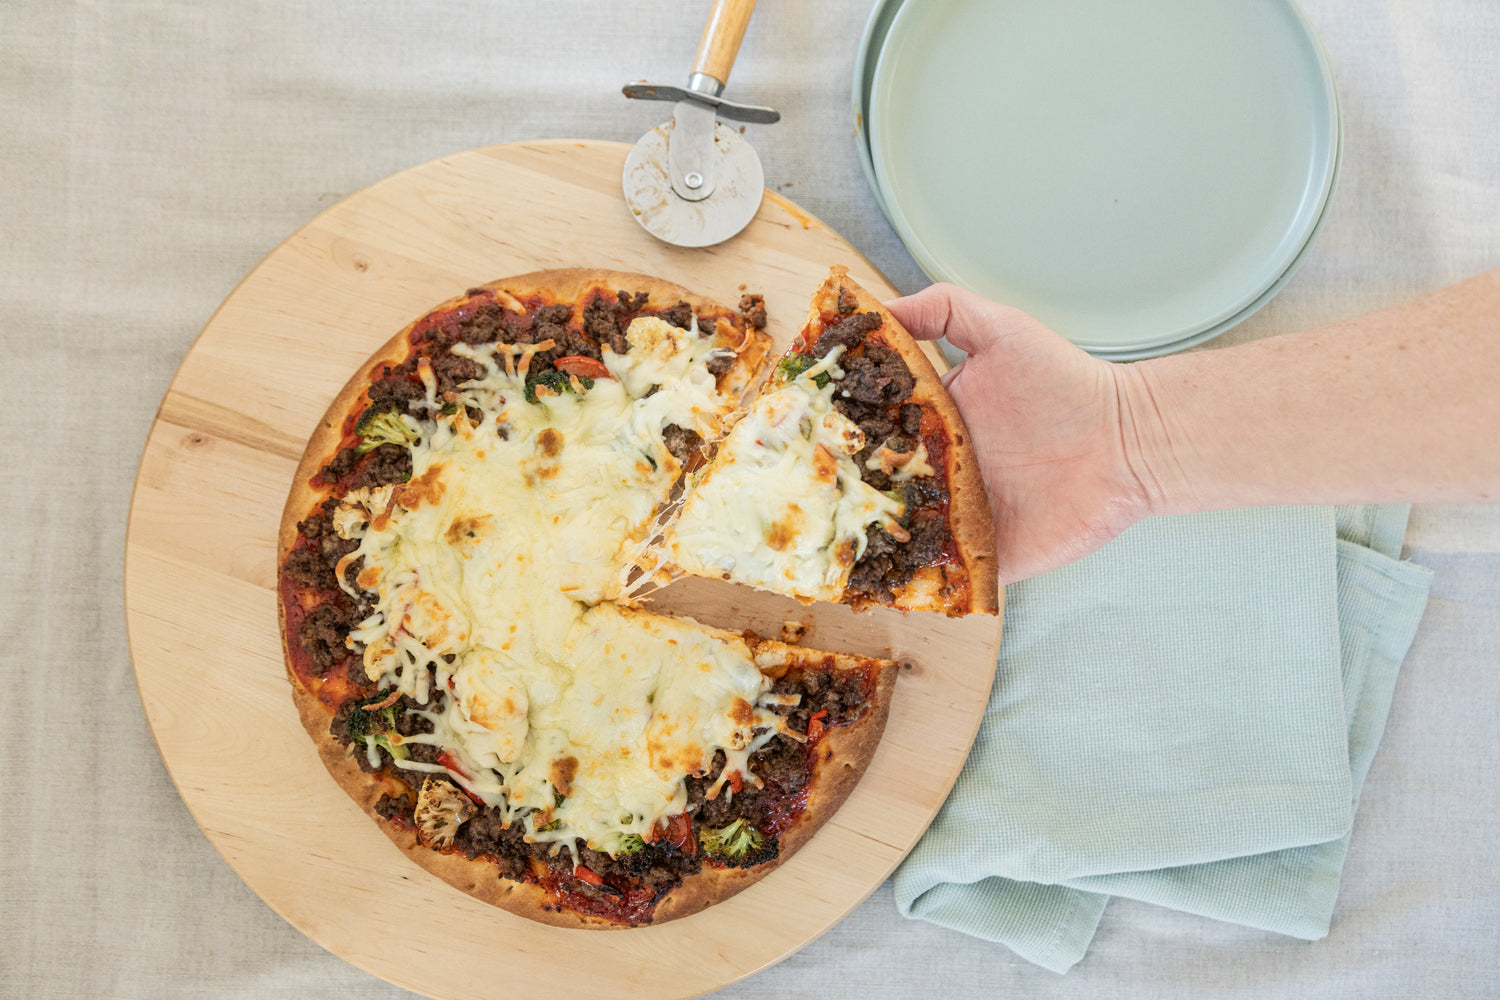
xmin=650 ymin=267 xmax=999 ymax=616
xmin=283 ymin=269 xmax=772 ymax=618
xmin=301 ymin=608 xmax=900 ymax=928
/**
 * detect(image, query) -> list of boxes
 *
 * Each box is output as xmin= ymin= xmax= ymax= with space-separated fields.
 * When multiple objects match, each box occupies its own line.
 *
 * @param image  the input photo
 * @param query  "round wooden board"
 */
xmin=123 ymin=140 xmax=1003 ymax=1000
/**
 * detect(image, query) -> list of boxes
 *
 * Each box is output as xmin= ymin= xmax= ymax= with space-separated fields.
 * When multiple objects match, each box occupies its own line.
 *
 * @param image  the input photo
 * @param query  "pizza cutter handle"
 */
xmin=691 ymin=0 xmax=757 ymax=90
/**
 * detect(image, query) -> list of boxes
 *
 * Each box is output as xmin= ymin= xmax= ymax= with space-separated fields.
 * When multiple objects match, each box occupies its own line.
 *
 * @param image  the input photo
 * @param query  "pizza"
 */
xmin=277 ymin=267 xmax=994 ymax=929
xmin=652 ymin=267 xmax=998 ymax=615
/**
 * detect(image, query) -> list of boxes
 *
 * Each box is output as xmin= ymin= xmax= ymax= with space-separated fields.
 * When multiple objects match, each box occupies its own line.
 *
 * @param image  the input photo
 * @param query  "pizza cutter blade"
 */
xmin=622 ymin=0 xmax=780 ymax=248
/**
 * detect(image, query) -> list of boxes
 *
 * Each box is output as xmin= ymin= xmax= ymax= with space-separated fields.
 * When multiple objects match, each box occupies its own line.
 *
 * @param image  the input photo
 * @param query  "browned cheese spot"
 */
xmin=537 ymin=427 xmax=564 ymax=457
xmin=764 ymin=504 xmax=805 ymax=552
xmin=549 ymin=756 xmax=578 ymax=798
xmin=444 ymin=514 xmax=492 ymax=544
xmin=394 ymin=463 xmax=446 ymax=509
xmin=811 ymin=444 xmax=839 ymax=484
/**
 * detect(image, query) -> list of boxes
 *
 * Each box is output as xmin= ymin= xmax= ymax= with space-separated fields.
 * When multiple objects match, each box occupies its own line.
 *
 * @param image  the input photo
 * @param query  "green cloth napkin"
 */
xmin=892 ymin=504 xmax=1432 ymax=972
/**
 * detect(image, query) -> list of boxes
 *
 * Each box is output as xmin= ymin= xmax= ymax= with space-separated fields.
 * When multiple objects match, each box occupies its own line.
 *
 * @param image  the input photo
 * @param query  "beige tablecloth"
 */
xmin=4 ymin=1 xmax=1497 ymax=996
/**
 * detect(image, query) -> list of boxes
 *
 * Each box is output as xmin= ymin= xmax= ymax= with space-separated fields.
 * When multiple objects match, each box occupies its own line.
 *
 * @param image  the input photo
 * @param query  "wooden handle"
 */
xmin=691 ymin=0 xmax=757 ymax=87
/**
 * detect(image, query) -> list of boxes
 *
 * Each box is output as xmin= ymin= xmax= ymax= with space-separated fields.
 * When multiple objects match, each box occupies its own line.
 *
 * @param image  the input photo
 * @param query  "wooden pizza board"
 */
xmin=123 ymin=140 xmax=1003 ymax=1000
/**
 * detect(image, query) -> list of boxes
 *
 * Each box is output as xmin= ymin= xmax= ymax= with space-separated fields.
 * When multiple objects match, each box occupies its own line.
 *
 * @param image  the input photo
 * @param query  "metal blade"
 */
xmin=622 ymin=119 xmax=765 ymax=248
xmin=667 ymin=99 xmax=717 ymax=201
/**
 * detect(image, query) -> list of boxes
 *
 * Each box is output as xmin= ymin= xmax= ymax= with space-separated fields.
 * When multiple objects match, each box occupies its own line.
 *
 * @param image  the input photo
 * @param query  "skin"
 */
xmin=887 ymin=268 xmax=1500 ymax=585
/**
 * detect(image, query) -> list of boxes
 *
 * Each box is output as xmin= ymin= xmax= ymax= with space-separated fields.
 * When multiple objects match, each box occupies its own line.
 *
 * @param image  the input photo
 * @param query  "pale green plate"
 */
xmin=853 ymin=0 xmax=904 ymax=228
xmin=862 ymin=0 xmax=1340 ymax=357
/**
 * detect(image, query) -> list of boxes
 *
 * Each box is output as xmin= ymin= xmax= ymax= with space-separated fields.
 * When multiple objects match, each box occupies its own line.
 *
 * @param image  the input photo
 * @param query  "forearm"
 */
xmin=1122 ymin=268 xmax=1500 ymax=515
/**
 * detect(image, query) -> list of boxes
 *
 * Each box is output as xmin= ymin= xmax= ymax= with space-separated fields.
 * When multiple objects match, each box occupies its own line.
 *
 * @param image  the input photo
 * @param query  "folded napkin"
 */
xmin=892 ymin=504 xmax=1432 ymax=972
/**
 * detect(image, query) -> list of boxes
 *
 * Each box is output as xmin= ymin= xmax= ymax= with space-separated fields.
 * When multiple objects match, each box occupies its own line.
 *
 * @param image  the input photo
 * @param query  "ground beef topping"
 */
xmin=799 ymin=292 xmax=954 ymax=602
xmin=836 ymin=285 xmax=859 ymax=315
xmin=662 ymin=424 xmax=704 ymax=464
xmin=739 ymin=293 xmax=768 ymax=331
xmin=297 ymin=604 xmax=352 ymax=674
xmin=657 ymin=300 xmax=694 ymax=329
xmin=582 ymin=290 xmax=650 ymax=353
xmin=811 ymin=310 xmax=882 ymax=359
xmin=838 ymin=344 xmax=916 ymax=406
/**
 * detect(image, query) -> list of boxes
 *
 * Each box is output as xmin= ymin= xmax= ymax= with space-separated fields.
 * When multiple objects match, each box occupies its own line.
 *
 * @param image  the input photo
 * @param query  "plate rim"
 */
xmin=863 ymin=0 xmax=1342 ymax=357
xmin=852 ymin=0 xmax=906 ymax=228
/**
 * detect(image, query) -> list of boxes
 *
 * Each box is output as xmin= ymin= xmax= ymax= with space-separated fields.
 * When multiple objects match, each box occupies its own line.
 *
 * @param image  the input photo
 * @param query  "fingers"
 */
xmin=884 ymin=283 xmax=1018 ymax=355
xmin=883 ymin=284 xmax=963 ymax=342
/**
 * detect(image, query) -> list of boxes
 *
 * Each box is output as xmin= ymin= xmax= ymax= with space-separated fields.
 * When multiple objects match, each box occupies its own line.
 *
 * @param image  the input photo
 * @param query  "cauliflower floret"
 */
xmin=332 ymin=484 xmax=396 ymax=539
xmin=413 ymin=776 xmax=477 ymax=849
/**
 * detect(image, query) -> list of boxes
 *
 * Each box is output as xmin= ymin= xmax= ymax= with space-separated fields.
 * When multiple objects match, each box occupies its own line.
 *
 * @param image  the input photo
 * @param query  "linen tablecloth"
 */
xmin=3 ymin=1 xmax=1496 ymax=996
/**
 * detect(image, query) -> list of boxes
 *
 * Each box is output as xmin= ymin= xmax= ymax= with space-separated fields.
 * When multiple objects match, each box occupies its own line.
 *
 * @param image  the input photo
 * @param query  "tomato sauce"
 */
xmin=279 ymin=531 xmax=367 ymax=711
xmin=759 ymin=661 xmax=881 ymax=839
xmin=537 ymin=869 xmax=659 ymax=925
xmin=406 ymin=290 xmax=497 ymax=344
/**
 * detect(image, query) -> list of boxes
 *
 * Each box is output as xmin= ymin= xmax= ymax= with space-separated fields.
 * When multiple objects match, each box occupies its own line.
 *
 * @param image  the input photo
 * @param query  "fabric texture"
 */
xmin=895 ymin=504 xmax=1433 ymax=971
xmin=4 ymin=0 xmax=1499 ymax=997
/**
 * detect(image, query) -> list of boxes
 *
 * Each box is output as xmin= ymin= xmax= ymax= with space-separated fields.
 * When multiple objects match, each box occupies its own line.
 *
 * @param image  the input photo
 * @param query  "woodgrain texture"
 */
xmin=693 ymin=0 xmax=757 ymax=84
xmin=123 ymin=140 xmax=1002 ymax=1000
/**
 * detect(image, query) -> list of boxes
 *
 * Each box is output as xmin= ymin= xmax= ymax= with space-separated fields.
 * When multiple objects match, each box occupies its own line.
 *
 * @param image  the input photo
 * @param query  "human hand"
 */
xmin=886 ymin=284 xmax=1157 ymax=584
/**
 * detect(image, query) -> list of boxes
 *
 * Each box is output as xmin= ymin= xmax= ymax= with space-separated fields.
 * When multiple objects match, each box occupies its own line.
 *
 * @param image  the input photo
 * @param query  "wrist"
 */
xmin=1110 ymin=360 xmax=1198 ymax=519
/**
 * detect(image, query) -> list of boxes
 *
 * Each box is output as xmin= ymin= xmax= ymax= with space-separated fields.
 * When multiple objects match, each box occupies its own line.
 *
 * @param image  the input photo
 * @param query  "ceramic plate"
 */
xmin=853 ymin=0 xmax=904 ymax=227
xmin=865 ymin=0 xmax=1340 ymax=356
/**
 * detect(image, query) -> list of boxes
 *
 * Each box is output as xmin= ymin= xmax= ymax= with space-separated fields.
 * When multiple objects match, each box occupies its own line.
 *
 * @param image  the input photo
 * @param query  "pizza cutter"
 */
xmin=622 ymin=0 xmax=780 ymax=247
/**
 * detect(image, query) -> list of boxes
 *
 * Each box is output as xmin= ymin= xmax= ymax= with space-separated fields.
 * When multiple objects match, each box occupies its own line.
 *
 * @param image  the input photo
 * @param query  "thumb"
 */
xmin=885 ymin=283 xmax=1015 ymax=356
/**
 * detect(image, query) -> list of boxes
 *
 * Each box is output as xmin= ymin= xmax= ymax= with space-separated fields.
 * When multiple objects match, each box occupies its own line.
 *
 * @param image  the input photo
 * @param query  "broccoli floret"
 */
xmin=882 ymin=490 xmax=911 ymax=527
xmin=697 ymin=818 xmax=777 ymax=867
xmin=346 ymin=698 xmax=408 ymax=760
xmin=776 ymin=354 xmax=831 ymax=388
xmin=524 ymin=368 xmax=594 ymax=404
xmin=354 ymin=407 xmax=420 ymax=455
xmin=607 ymin=833 xmax=646 ymax=857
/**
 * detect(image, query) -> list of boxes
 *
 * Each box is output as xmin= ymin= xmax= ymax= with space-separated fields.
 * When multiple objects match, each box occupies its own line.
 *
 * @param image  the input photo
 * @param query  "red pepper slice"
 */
xmin=806 ymin=709 xmax=829 ymax=742
xmin=436 ymin=750 xmax=466 ymax=778
xmin=651 ymin=812 xmax=696 ymax=855
xmin=435 ymin=752 xmax=485 ymax=806
xmin=573 ymin=864 xmax=604 ymax=886
xmin=554 ymin=355 xmax=614 ymax=380
xmin=726 ymin=770 xmax=744 ymax=794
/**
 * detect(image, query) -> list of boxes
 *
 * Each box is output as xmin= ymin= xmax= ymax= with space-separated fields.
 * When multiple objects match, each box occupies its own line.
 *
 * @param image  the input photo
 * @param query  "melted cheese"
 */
xmin=657 ymin=351 xmax=906 ymax=602
xmin=866 ymin=438 xmax=936 ymax=481
xmin=334 ymin=316 xmax=783 ymax=855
